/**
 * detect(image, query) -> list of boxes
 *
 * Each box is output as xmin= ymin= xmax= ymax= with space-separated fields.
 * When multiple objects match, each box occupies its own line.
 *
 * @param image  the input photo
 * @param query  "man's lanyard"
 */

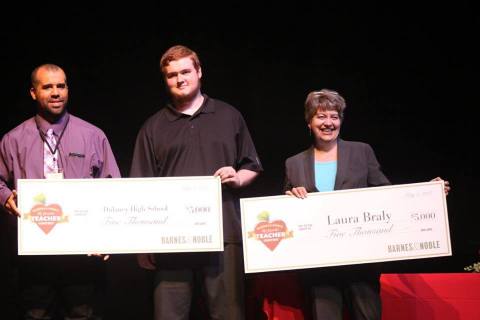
xmin=35 ymin=115 xmax=70 ymax=155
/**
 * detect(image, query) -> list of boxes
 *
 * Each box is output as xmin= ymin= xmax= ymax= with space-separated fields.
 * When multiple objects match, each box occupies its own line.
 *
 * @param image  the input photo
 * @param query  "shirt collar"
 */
xmin=165 ymin=94 xmax=215 ymax=122
xmin=35 ymin=112 xmax=70 ymax=136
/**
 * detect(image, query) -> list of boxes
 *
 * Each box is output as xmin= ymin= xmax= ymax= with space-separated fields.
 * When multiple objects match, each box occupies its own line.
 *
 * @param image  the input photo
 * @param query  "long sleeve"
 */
xmin=97 ymin=134 xmax=121 ymax=178
xmin=365 ymin=144 xmax=391 ymax=187
xmin=0 ymin=136 xmax=13 ymax=206
xmin=283 ymin=159 xmax=294 ymax=193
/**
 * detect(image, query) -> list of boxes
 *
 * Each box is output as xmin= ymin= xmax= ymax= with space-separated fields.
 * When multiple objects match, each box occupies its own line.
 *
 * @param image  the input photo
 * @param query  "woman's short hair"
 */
xmin=160 ymin=45 xmax=201 ymax=74
xmin=304 ymin=89 xmax=346 ymax=123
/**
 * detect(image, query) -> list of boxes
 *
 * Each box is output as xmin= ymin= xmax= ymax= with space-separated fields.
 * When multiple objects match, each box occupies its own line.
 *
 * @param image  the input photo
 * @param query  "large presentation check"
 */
xmin=17 ymin=176 xmax=223 ymax=255
xmin=241 ymin=181 xmax=450 ymax=273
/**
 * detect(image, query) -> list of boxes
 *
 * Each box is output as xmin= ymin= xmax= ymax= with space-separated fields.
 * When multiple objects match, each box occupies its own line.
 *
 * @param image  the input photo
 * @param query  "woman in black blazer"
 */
xmin=284 ymin=89 xmax=450 ymax=320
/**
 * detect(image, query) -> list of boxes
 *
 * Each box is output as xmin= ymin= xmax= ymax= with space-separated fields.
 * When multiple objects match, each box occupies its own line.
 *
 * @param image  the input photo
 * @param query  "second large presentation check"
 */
xmin=241 ymin=181 xmax=451 ymax=273
xmin=17 ymin=176 xmax=223 ymax=255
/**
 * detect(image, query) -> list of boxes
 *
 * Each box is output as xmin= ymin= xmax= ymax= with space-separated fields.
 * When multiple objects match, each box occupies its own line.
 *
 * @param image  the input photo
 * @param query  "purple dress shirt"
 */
xmin=0 ymin=112 xmax=121 ymax=206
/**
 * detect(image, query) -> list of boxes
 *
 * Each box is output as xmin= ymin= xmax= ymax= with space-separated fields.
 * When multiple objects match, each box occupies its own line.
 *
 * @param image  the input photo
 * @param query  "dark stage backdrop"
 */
xmin=1 ymin=2 xmax=476 ymax=318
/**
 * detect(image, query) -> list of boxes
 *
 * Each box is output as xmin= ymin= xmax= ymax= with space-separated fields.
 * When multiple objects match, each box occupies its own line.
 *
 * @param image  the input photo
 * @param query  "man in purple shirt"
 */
xmin=0 ymin=64 xmax=120 ymax=320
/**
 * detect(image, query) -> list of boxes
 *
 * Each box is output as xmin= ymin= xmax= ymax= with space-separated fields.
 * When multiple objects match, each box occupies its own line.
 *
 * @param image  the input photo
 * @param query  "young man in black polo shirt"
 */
xmin=130 ymin=45 xmax=262 ymax=320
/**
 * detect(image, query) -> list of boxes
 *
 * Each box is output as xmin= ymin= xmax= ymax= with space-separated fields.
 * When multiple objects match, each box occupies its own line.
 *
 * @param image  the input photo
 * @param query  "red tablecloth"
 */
xmin=250 ymin=273 xmax=480 ymax=320
xmin=248 ymin=272 xmax=307 ymax=320
xmin=381 ymin=273 xmax=480 ymax=320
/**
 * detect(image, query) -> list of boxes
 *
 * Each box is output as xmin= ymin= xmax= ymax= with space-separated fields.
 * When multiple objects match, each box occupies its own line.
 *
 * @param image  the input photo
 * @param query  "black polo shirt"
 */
xmin=130 ymin=95 xmax=262 ymax=242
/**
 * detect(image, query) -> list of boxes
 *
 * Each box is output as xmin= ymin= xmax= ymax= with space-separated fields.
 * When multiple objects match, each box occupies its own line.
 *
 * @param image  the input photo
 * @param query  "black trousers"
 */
xmin=0 ymin=213 xmax=19 ymax=319
xmin=151 ymin=243 xmax=244 ymax=320
xmin=304 ymin=264 xmax=381 ymax=320
xmin=19 ymin=255 xmax=105 ymax=320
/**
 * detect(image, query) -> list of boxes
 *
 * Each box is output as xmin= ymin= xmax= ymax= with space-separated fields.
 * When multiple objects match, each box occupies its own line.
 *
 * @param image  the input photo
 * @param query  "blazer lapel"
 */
xmin=334 ymin=139 xmax=350 ymax=190
xmin=304 ymin=146 xmax=317 ymax=192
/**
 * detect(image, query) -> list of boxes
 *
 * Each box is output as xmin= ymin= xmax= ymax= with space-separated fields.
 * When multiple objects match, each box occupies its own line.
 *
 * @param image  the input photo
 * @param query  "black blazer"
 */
xmin=284 ymin=139 xmax=390 ymax=192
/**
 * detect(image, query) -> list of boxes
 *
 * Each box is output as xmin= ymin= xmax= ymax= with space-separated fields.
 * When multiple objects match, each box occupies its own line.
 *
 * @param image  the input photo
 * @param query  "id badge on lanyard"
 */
xmin=45 ymin=171 xmax=64 ymax=180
